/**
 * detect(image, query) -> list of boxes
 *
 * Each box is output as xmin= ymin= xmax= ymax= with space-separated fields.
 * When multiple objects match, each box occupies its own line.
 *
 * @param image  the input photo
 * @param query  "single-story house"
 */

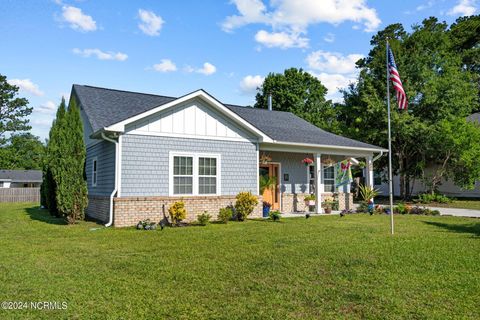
xmin=0 ymin=170 xmax=42 ymax=188
xmin=73 ymin=84 xmax=387 ymax=227
xmin=377 ymin=112 xmax=480 ymax=197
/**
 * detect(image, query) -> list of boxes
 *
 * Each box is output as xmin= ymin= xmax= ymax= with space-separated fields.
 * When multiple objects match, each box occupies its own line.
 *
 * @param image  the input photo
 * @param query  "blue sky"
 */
xmin=0 ymin=0 xmax=477 ymax=140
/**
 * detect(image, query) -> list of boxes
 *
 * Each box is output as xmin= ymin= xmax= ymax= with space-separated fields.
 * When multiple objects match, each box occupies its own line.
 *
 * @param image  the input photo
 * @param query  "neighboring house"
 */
xmin=377 ymin=112 xmax=480 ymax=197
xmin=73 ymin=85 xmax=386 ymax=227
xmin=0 ymin=170 xmax=42 ymax=188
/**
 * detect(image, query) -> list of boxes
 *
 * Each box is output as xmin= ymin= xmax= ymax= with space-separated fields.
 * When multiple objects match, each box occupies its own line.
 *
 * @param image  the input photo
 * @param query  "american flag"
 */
xmin=388 ymin=47 xmax=408 ymax=110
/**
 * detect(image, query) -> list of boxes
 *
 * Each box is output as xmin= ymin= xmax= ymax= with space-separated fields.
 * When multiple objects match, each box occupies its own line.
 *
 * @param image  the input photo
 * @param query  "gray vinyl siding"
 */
xmin=121 ymin=134 xmax=258 ymax=196
xmin=86 ymin=141 xmax=115 ymax=196
xmin=268 ymin=151 xmax=310 ymax=194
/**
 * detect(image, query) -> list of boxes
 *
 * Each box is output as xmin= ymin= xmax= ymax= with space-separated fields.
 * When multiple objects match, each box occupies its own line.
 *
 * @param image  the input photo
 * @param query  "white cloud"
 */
xmin=7 ymin=79 xmax=44 ymax=96
xmin=185 ymin=62 xmax=217 ymax=75
xmin=153 ymin=59 xmax=177 ymax=72
xmin=222 ymin=0 xmax=381 ymax=48
xmin=62 ymin=5 xmax=97 ymax=32
xmin=306 ymin=50 xmax=363 ymax=74
xmin=323 ymin=33 xmax=335 ymax=43
xmin=197 ymin=62 xmax=217 ymax=75
xmin=254 ymin=30 xmax=308 ymax=49
xmin=31 ymin=118 xmax=53 ymax=127
xmin=72 ymin=48 xmax=128 ymax=61
xmin=306 ymin=50 xmax=363 ymax=101
xmin=138 ymin=9 xmax=164 ymax=36
xmin=240 ymin=75 xmax=264 ymax=94
xmin=448 ymin=0 xmax=477 ymax=16
xmin=36 ymin=101 xmax=57 ymax=114
xmin=309 ymin=72 xmax=356 ymax=102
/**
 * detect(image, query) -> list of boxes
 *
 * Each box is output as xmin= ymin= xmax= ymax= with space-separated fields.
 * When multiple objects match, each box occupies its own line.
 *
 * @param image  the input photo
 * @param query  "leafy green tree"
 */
xmin=339 ymin=18 xmax=479 ymax=198
xmin=0 ymin=133 xmax=45 ymax=169
xmin=0 ymin=74 xmax=32 ymax=145
xmin=423 ymin=118 xmax=480 ymax=193
xmin=254 ymin=68 xmax=340 ymax=133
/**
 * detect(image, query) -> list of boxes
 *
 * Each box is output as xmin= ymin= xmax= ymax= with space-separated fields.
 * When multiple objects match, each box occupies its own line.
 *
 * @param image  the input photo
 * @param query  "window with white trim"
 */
xmin=171 ymin=153 xmax=220 ymax=196
xmin=323 ymin=165 xmax=335 ymax=192
xmin=173 ymin=156 xmax=193 ymax=195
xmin=199 ymin=157 xmax=217 ymax=194
xmin=92 ymin=157 xmax=98 ymax=187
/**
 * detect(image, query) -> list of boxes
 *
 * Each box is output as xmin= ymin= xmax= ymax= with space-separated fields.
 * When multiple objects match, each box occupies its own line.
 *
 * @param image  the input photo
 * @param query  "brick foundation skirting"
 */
xmin=113 ymin=195 xmax=263 ymax=227
xmin=86 ymin=195 xmax=110 ymax=223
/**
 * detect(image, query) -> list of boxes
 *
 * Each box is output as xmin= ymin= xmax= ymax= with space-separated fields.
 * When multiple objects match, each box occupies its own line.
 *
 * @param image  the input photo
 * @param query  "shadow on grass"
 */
xmin=25 ymin=206 xmax=67 ymax=225
xmin=423 ymin=220 xmax=480 ymax=237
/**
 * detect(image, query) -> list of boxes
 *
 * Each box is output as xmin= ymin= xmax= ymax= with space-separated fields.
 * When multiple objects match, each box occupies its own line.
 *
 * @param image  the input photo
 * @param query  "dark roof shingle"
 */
xmin=73 ymin=84 xmax=384 ymax=151
xmin=0 ymin=170 xmax=42 ymax=182
xmin=225 ymin=105 xmax=382 ymax=150
xmin=73 ymin=85 xmax=176 ymax=133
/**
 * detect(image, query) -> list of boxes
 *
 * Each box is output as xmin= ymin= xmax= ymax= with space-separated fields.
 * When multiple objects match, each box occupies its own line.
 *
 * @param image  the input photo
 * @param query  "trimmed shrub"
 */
xmin=197 ymin=211 xmax=211 ymax=226
xmin=218 ymin=207 xmax=233 ymax=223
xmin=234 ymin=191 xmax=258 ymax=221
xmin=168 ymin=201 xmax=187 ymax=226
xmin=269 ymin=210 xmax=281 ymax=221
xmin=136 ymin=219 xmax=156 ymax=230
xmin=415 ymin=193 xmax=452 ymax=204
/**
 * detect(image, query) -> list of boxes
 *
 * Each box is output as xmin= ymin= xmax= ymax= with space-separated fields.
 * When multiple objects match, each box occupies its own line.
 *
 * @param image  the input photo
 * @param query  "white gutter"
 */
xmin=265 ymin=140 xmax=389 ymax=153
xmin=101 ymin=132 xmax=119 ymax=227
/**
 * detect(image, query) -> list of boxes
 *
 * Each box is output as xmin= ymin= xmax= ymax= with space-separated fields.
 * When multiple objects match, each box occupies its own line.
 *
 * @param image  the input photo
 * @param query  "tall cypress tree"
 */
xmin=42 ymin=99 xmax=66 ymax=217
xmin=54 ymin=98 xmax=87 ymax=223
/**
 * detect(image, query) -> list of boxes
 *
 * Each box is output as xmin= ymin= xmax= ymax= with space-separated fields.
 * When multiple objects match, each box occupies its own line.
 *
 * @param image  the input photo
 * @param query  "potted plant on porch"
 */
xmin=260 ymin=175 xmax=277 ymax=217
xmin=304 ymin=194 xmax=316 ymax=207
xmin=322 ymin=196 xmax=336 ymax=214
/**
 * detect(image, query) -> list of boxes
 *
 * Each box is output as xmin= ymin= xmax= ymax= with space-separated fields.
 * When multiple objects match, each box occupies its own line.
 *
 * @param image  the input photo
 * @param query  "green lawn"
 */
xmin=1 ymin=203 xmax=479 ymax=319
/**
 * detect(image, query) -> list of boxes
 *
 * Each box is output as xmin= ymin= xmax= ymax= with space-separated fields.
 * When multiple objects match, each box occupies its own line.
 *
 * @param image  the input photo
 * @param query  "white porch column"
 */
xmin=314 ymin=153 xmax=323 ymax=214
xmin=366 ymin=155 xmax=374 ymax=188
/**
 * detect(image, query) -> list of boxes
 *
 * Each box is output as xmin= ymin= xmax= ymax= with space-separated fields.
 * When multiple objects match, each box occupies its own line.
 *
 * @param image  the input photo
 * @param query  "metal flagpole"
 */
xmin=386 ymin=39 xmax=395 ymax=235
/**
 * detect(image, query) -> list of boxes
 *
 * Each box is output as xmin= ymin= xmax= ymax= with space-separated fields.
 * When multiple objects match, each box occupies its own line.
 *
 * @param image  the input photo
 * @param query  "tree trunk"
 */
xmin=399 ymin=154 xmax=405 ymax=199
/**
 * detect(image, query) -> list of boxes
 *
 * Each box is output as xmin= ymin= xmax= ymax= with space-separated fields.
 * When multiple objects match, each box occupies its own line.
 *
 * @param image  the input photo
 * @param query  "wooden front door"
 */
xmin=259 ymin=164 xmax=280 ymax=210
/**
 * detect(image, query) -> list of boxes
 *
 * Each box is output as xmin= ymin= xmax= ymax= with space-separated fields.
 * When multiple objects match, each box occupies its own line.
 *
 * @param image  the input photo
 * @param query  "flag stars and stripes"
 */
xmin=388 ymin=48 xmax=408 ymax=110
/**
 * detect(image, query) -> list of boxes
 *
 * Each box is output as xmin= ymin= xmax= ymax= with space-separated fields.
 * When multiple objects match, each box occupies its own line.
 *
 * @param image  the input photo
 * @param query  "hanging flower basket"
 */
xmin=302 ymin=157 xmax=313 ymax=166
xmin=322 ymin=156 xmax=335 ymax=166
xmin=260 ymin=153 xmax=272 ymax=164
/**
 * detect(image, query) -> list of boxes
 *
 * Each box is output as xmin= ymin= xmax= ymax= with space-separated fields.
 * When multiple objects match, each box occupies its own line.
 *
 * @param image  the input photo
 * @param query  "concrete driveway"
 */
xmin=428 ymin=206 xmax=480 ymax=218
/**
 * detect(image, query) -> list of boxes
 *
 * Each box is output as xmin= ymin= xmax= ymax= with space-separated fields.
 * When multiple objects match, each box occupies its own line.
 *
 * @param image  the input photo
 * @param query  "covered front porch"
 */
xmin=258 ymin=144 xmax=383 ymax=214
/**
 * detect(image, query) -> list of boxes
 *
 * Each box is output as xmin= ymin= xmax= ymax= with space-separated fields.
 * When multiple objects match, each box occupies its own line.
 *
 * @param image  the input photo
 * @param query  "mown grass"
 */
xmin=0 ymin=203 xmax=479 ymax=319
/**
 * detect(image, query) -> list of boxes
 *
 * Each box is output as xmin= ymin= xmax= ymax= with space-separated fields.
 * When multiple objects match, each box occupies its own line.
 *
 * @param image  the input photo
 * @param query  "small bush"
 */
xmin=394 ymin=203 xmax=410 ymax=215
xmin=136 ymin=219 xmax=157 ymax=230
xmin=234 ymin=191 xmax=259 ymax=221
xmin=168 ymin=201 xmax=187 ymax=226
xmin=218 ymin=207 xmax=233 ymax=223
xmin=415 ymin=193 xmax=452 ymax=204
xmin=197 ymin=211 xmax=211 ymax=226
xmin=269 ymin=210 xmax=281 ymax=221
xmin=356 ymin=202 xmax=368 ymax=213
xmin=431 ymin=209 xmax=441 ymax=216
xmin=304 ymin=194 xmax=316 ymax=201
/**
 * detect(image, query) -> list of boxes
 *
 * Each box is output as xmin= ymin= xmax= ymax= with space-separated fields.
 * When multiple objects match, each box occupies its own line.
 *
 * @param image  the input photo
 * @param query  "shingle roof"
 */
xmin=73 ymin=85 xmax=176 ymax=133
xmin=225 ymin=104 xmax=382 ymax=150
xmin=74 ymin=84 xmax=384 ymax=151
xmin=0 ymin=170 xmax=42 ymax=182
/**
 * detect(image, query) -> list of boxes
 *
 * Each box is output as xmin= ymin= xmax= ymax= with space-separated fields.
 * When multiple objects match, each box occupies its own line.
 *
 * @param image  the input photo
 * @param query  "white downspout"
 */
xmin=101 ymin=132 xmax=119 ymax=227
xmin=372 ymin=150 xmax=384 ymax=162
